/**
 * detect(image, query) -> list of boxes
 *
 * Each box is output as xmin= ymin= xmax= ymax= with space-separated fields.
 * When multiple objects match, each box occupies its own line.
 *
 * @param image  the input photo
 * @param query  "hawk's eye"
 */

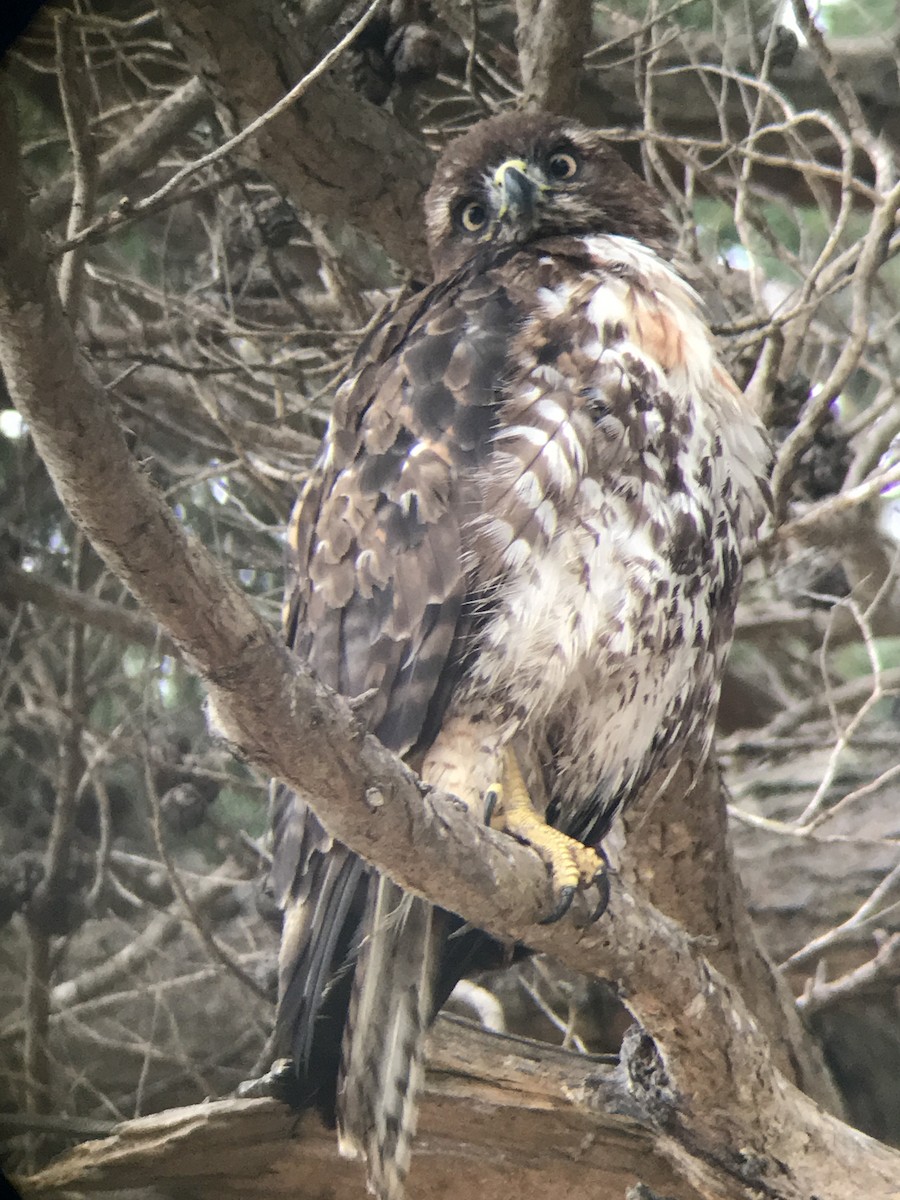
xmin=456 ymin=200 xmax=488 ymax=233
xmin=548 ymin=151 xmax=579 ymax=180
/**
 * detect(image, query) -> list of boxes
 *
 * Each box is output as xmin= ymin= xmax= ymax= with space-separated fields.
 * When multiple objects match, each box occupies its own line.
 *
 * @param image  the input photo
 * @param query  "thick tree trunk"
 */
xmin=15 ymin=1017 xmax=708 ymax=1200
xmin=156 ymin=0 xmax=434 ymax=275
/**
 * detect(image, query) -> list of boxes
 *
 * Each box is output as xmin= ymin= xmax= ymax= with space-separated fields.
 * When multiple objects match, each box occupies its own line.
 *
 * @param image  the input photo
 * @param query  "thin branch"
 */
xmin=795 ymin=597 xmax=883 ymax=827
xmin=463 ymin=1 xmax=490 ymax=115
xmin=143 ymin=759 xmax=268 ymax=1003
xmin=50 ymin=0 xmax=388 ymax=259
xmin=25 ymin=538 xmax=87 ymax=910
xmin=798 ymin=932 xmax=900 ymax=1016
xmin=0 ymin=563 xmax=173 ymax=650
xmin=788 ymin=0 xmax=884 ymax=164
xmin=0 ymin=876 xmax=243 ymax=1044
xmin=32 ymin=76 xmax=210 ymax=228
xmin=781 ymin=860 xmax=900 ymax=971
xmin=22 ymin=924 xmax=52 ymax=1163
xmin=53 ymin=10 xmax=98 ymax=316
xmin=770 ymin=178 xmax=900 ymax=522
xmin=85 ymin=766 xmax=113 ymax=909
xmin=770 ymin=461 xmax=900 ymax=544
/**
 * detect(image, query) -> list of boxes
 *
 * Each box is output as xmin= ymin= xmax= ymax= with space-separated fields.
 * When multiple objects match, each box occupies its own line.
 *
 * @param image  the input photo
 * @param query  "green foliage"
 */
xmin=832 ymin=635 xmax=900 ymax=682
xmin=824 ymin=0 xmax=897 ymax=37
xmin=216 ymin=783 xmax=269 ymax=839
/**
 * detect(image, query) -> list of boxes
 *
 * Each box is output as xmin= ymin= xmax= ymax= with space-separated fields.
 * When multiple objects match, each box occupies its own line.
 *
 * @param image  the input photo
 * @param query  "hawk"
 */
xmin=272 ymin=111 xmax=770 ymax=1199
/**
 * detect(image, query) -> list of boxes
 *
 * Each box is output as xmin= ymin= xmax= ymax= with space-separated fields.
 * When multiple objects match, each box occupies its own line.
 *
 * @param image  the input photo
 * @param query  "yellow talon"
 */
xmin=487 ymin=746 xmax=606 ymax=923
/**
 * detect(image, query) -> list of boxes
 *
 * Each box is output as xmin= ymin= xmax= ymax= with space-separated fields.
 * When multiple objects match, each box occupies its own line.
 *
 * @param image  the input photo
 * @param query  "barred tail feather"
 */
xmin=338 ymin=875 xmax=442 ymax=1200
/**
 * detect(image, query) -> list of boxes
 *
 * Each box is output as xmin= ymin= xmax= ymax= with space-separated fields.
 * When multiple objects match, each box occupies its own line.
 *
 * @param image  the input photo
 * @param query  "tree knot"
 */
xmin=620 ymin=1025 xmax=677 ymax=1128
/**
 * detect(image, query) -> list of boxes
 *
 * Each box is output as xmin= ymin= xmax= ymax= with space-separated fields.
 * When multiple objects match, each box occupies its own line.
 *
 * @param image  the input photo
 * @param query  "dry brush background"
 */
xmin=2 ymin=1 xmax=900 ymax=1197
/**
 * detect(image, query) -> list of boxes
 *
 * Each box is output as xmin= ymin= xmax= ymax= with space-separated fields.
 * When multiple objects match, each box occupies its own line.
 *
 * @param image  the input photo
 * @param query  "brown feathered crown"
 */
xmin=425 ymin=111 xmax=673 ymax=278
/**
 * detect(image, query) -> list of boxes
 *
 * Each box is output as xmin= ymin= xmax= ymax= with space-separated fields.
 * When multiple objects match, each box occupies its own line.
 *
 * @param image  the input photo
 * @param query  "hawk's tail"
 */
xmin=337 ymin=876 xmax=443 ymax=1200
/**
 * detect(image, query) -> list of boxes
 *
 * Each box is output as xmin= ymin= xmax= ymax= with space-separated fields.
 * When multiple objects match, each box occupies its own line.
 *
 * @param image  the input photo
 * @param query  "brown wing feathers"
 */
xmin=288 ymin=271 xmax=518 ymax=754
xmin=274 ymin=267 xmax=519 ymax=1147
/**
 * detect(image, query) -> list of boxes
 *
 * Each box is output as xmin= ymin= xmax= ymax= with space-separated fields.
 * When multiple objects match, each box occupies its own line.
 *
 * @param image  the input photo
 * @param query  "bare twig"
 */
xmin=32 ymin=77 xmax=210 ymax=228
xmin=798 ymin=932 xmax=900 ymax=1016
xmin=463 ymin=1 xmax=490 ymax=114
xmin=50 ymin=0 xmax=387 ymax=258
xmin=34 ymin=538 xmax=86 ymax=909
xmin=796 ymin=597 xmax=883 ymax=827
xmin=782 ymin=860 xmax=900 ymax=971
xmin=0 ymin=877 xmax=245 ymax=1045
xmin=53 ymin=10 xmax=98 ymax=316
xmin=143 ymin=759 xmax=268 ymax=1002
xmin=22 ymin=924 xmax=52 ymax=1163
xmin=0 ymin=563 xmax=173 ymax=650
xmin=771 ymin=179 xmax=900 ymax=522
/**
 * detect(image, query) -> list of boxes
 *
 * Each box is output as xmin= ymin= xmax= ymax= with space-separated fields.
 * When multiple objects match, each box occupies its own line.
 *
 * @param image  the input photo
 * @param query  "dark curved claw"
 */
xmin=483 ymin=786 xmax=499 ymax=826
xmin=238 ymin=1058 xmax=297 ymax=1104
xmin=538 ymin=884 xmax=575 ymax=925
xmin=588 ymin=869 xmax=611 ymax=923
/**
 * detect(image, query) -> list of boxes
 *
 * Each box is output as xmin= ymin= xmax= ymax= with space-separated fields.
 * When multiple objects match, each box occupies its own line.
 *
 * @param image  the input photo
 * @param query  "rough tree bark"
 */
xmin=514 ymin=0 xmax=592 ymax=115
xmin=15 ymin=1017 xmax=709 ymax=1200
xmin=618 ymin=758 xmax=843 ymax=1116
xmin=2 ymin=73 xmax=900 ymax=1200
xmin=156 ymin=0 xmax=434 ymax=276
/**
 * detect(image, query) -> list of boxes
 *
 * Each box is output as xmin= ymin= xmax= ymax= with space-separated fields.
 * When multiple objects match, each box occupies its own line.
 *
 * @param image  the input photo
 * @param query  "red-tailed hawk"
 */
xmin=272 ymin=111 xmax=770 ymax=1200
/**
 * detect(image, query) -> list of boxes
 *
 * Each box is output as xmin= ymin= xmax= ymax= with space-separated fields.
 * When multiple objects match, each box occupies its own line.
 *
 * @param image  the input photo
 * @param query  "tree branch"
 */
xmin=0 ymin=563 xmax=171 ymax=650
xmin=155 ymin=0 xmax=434 ymax=275
xmin=13 ymin=1018 xmax=701 ymax=1200
xmin=798 ymin=933 xmax=900 ymax=1018
xmin=53 ymin=9 xmax=97 ymax=318
xmin=49 ymin=1 xmax=389 ymax=263
xmin=0 ymin=876 xmax=246 ymax=1046
xmin=619 ymin=757 xmax=843 ymax=1116
xmin=514 ymin=0 xmax=592 ymax=114
xmin=31 ymin=77 xmax=211 ymax=229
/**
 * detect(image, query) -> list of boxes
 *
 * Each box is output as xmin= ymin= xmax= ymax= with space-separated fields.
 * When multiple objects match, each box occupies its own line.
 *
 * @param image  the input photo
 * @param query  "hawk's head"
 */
xmin=425 ymin=111 xmax=672 ymax=278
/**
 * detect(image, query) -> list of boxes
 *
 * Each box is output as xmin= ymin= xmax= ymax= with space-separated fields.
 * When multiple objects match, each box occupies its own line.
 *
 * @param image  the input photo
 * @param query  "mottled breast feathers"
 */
xmin=285 ymin=231 xmax=769 ymax=810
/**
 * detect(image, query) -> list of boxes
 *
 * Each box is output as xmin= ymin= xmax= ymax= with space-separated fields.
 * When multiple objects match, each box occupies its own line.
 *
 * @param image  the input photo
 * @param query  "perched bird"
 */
xmin=272 ymin=110 xmax=770 ymax=1199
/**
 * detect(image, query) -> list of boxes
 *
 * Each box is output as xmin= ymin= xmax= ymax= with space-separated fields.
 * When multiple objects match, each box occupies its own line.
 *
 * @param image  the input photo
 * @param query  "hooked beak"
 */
xmin=492 ymin=158 xmax=542 ymax=230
